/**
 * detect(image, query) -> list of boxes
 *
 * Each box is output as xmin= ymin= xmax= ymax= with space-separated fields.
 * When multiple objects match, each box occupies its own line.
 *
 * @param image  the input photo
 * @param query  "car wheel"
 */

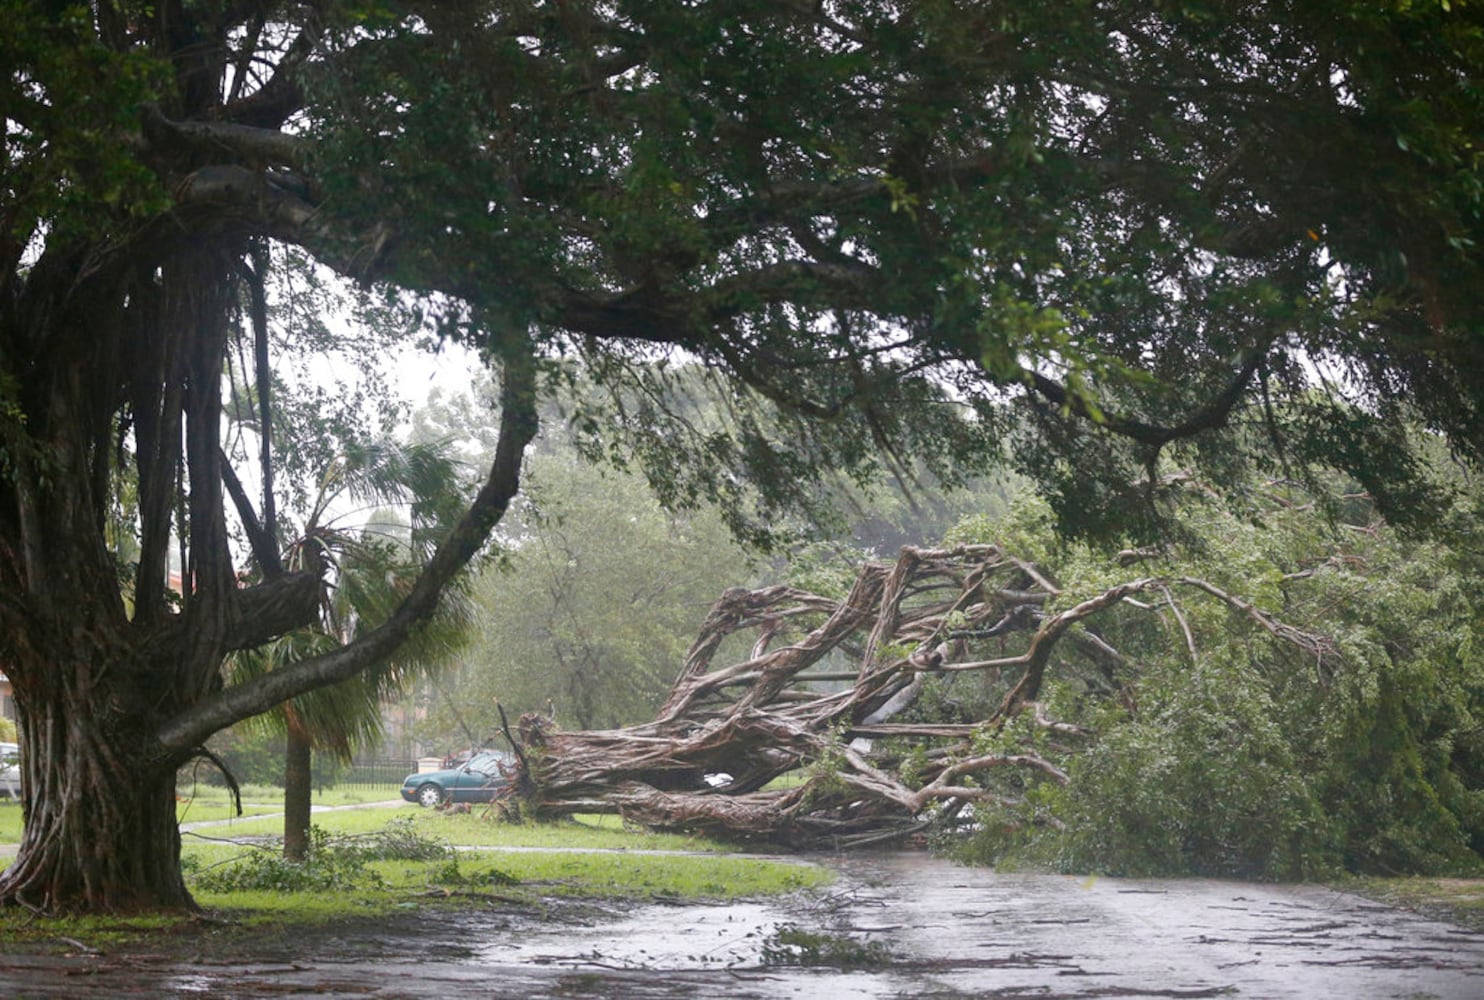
xmin=416 ymin=783 xmax=446 ymax=808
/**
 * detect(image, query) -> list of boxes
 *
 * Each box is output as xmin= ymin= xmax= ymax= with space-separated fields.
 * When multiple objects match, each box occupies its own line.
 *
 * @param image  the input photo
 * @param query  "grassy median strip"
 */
xmin=1342 ymin=876 xmax=1484 ymax=932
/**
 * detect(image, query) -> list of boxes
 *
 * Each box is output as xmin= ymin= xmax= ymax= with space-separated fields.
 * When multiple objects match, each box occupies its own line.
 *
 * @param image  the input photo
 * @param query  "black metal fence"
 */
xmin=336 ymin=756 xmax=419 ymax=790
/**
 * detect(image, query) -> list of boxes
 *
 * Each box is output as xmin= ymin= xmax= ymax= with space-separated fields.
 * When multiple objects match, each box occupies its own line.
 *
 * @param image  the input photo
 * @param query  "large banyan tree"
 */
xmin=2 ymin=1 xmax=1482 ymax=911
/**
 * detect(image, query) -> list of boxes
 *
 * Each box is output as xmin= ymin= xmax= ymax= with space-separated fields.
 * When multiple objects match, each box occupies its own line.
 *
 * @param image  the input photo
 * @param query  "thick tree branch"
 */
xmin=1176 ymin=576 xmax=1335 ymax=663
xmin=170 ymin=164 xmax=393 ymax=281
xmin=219 ymin=22 xmax=321 ymax=128
xmin=993 ymin=578 xmax=1163 ymax=717
xmin=219 ymin=454 xmax=282 ymax=576
xmin=222 ymin=571 xmax=325 ymax=651
xmin=243 ymin=248 xmax=280 ymax=574
xmin=1024 ymin=340 xmax=1274 ymax=448
xmin=140 ymin=103 xmax=306 ymax=169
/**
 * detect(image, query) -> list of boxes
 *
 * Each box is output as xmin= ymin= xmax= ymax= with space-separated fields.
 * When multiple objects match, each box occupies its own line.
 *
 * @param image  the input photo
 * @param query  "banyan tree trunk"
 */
xmin=0 ymin=645 xmax=194 ymax=912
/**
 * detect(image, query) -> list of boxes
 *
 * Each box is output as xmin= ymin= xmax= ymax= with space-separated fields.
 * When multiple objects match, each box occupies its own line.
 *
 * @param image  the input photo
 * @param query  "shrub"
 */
xmin=189 ymin=821 xmax=452 ymax=893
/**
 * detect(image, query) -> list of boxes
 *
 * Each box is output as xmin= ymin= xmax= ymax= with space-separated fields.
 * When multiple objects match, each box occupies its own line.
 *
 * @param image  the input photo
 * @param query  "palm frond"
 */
xmin=225 ymin=434 xmax=475 ymax=756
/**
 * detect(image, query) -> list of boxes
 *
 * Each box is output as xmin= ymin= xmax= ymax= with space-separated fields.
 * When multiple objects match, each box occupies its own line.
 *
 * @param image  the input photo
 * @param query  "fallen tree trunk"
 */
xmin=501 ymin=544 xmax=1325 ymax=847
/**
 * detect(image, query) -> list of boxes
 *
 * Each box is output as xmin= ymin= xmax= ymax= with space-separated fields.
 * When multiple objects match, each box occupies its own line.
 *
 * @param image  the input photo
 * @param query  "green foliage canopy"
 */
xmin=297 ymin=0 xmax=1484 ymax=537
xmin=945 ymin=484 xmax=1484 ymax=878
xmin=8 ymin=1 xmax=1480 ymax=562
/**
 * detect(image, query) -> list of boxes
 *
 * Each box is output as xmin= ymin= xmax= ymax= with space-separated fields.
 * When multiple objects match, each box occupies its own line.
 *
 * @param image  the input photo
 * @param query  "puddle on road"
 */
xmin=480 ymin=899 xmax=789 ymax=970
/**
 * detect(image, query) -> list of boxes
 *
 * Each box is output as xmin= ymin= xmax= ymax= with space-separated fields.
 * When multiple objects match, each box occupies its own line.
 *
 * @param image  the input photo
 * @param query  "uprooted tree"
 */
xmin=4 ymin=1 xmax=1484 ymax=913
xmin=506 ymin=542 xmax=1331 ymax=847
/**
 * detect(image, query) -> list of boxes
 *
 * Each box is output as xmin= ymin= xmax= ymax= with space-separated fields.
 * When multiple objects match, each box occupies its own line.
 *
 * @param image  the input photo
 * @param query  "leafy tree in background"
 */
xmin=428 ymin=449 xmax=753 ymax=737
xmin=2 ymin=0 xmax=1482 ymax=912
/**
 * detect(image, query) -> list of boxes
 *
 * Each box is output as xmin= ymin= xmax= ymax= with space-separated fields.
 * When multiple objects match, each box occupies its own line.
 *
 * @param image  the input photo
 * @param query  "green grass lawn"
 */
xmin=0 ymin=801 xmax=19 ymax=844
xmin=177 ymin=782 xmax=404 ymax=809
xmin=181 ymin=836 xmax=826 ymax=924
xmin=174 ymin=784 xmax=403 ymax=826
xmin=200 ymin=805 xmax=745 ymax=853
xmin=0 ymin=785 xmax=407 ymax=845
xmin=175 ymin=805 xmax=823 ymax=922
xmin=3 ymin=789 xmax=721 ymax=852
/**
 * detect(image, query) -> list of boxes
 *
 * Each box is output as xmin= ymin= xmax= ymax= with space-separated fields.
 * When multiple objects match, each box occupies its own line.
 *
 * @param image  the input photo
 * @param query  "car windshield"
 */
xmin=464 ymin=752 xmax=507 ymax=775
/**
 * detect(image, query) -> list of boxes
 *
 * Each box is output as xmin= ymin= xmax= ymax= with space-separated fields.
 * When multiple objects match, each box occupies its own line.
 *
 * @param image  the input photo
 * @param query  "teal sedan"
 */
xmin=401 ymin=751 xmax=512 ymax=807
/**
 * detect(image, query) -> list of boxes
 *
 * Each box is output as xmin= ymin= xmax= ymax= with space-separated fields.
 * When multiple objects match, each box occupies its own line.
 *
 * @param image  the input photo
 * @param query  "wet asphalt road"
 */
xmin=2 ymin=850 xmax=1482 ymax=998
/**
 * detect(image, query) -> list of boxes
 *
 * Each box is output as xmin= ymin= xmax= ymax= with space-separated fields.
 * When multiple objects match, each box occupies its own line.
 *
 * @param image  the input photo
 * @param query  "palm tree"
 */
xmin=227 ymin=438 xmax=476 ymax=860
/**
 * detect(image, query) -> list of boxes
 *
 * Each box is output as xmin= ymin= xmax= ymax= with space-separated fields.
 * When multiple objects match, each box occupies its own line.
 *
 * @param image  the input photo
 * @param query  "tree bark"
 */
xmin=0 ymin=650 xmax=191 ymax=912
xmin=283 ymin=722 xmax=313 ymax=863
